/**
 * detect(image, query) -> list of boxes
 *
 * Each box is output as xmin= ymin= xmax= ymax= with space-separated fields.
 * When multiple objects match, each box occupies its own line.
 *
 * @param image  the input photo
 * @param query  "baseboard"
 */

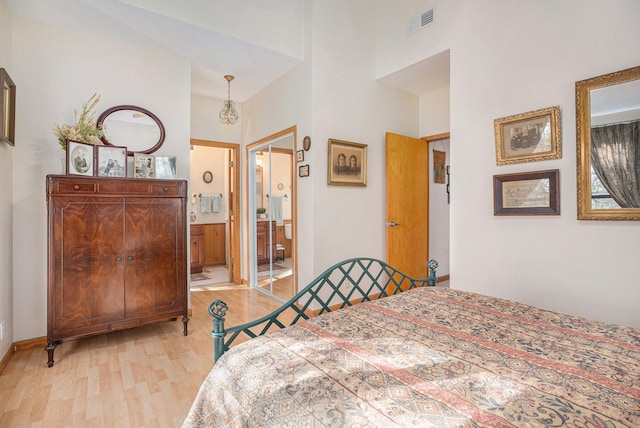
xmin=15 ymin=336 xmax=47 ymax=352
xmin=437 ymin=274 xmax=450 ymax=282
xmin=0 ymin=345 xmax=15 ymax=376
xmin=0 ymin=337 xmax=46 ymax=375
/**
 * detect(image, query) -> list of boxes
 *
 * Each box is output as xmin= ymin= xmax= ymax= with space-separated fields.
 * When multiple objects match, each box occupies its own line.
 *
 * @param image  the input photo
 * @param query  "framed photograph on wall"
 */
xmin=96 ymin=145 xmax=127 ymax=177
xmin=66 ymin=140 xmax=95 ymax=176
xmin=327 ymin=138 xmax=367 ymax=186
xmin=134 ymin=153 xmax=154 ymax=178
xmin=155 ymin=156 xmax=177 ymax=179
xmin=296 ymin=150 xmax=304 ymax=162
xmin=299 ymin=164 xmax=309 ymax=177
xmin=494 ymin=106 xmax=561 ymax=165
xmin=493 ymin=169 xmax=560 ymax=216
xmin=0 ymin=68 xmax=16 ymax=146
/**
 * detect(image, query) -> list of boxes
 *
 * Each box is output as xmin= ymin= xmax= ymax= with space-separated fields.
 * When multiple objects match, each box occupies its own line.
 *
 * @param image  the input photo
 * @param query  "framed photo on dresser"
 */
xmin=66 ymin=140 xmax=94 ymax=176
xmin=155 ymin=156 xmax=177 ymax=179
xmin=134 ymin=153 xmax=154 ymax=178
xmin=96 ymin=145 xmax=127 ymax=177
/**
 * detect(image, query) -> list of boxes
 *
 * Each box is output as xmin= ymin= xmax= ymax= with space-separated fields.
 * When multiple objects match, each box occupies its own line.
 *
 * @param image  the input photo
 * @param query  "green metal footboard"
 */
xmin=208 ymin=257 xmax=438 ymax=362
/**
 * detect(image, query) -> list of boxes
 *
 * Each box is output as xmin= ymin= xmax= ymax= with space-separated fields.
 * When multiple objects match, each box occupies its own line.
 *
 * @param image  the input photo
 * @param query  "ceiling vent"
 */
xmin=408 ymin=9 xmax=434 ymax=34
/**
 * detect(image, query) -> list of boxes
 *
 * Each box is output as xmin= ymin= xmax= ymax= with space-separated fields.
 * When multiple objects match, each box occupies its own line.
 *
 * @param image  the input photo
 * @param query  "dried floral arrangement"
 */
xmin=53 ymin=93 xmax=107 ymax=150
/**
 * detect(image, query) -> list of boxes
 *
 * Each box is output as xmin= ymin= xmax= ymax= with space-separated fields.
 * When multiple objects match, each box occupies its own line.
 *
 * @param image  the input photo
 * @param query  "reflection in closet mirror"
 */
xmin=247 ymin=128 xmax=297 ymax=303
xmin=256 ymin=166 xmax=263 ymax=209
xmin=576 ymin=65 xmax=640 ymax=220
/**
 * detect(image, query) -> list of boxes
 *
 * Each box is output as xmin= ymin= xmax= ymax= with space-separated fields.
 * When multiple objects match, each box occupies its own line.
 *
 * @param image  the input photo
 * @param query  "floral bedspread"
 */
xmin=183 ymin=288 xmax=640 ymax=427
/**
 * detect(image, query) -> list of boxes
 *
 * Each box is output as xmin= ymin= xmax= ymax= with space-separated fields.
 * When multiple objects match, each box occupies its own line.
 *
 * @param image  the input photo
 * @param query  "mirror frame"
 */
xmin=576 ymin=65 xmax=640 ymax=220
xmin=96 ymin=105 xmax=165 ymax=157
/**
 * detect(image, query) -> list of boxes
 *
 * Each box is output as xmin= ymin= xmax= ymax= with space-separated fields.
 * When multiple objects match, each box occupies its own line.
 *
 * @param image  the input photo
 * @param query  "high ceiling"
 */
xmin=6 ymin=0 xmax=449 ymax=101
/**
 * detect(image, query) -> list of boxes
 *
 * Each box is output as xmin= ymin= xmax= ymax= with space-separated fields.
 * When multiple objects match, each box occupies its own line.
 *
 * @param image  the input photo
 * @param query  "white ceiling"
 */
xmin=6 ymin=0 xmax=450 ymax=101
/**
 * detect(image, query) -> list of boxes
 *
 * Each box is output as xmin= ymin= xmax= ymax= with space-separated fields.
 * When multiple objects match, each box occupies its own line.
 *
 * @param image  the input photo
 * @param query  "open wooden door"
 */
xmin=385 ymin=132 xmax=429 ymax=280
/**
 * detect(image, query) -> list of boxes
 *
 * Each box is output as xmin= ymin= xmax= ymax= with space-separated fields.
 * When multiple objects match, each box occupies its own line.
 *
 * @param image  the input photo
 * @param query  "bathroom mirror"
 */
xmin=97 ymin=105 xmax=165 ymax=156
xmin=576 ymin=65 xmax=640 ymax=220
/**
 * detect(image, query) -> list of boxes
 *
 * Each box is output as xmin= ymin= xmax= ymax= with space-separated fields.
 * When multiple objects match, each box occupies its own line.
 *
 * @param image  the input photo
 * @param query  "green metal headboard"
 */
xmin=209 ymin=257 xmax=438 ymax=362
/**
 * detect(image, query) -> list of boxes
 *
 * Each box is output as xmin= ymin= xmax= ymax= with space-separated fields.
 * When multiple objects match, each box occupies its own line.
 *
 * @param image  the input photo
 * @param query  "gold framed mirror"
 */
xmin=576 ymin=65 xmax=640 ymax=220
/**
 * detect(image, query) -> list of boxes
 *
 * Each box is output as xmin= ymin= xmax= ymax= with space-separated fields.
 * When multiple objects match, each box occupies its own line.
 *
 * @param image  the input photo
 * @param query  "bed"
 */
xmin=184 ymin=258 xmax=640 ymax=427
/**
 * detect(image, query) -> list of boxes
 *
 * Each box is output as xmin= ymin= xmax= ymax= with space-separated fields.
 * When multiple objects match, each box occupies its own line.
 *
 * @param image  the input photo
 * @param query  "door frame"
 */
xmin=245 ymin=126 xmax=298 ymax=299
xmin=190 ymin=138 xmax=241 ymax=284
xmin=422 ymin=132 xmax=450 ymax=283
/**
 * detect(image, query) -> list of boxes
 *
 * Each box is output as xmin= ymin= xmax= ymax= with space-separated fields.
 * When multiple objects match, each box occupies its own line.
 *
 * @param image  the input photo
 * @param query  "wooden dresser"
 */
xmin=46 ymin=175 xmax=188 ymax=367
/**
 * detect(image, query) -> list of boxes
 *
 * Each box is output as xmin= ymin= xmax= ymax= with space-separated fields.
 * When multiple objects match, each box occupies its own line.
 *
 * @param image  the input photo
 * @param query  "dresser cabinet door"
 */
xmin=124 ymin=198 xmax=186 ymax=318
xmin=50 ymin=198 xmax=125 ymax=335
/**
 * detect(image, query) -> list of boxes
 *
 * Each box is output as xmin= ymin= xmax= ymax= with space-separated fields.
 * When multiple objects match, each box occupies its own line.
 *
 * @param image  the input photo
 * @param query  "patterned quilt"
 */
xmin=183 ymin=288 xmax=640 ymax=427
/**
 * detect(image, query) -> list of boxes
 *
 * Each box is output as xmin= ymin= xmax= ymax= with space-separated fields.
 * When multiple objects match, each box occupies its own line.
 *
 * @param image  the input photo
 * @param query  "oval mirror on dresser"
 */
xmin=97 ymin=105 xmax=165 ymax=156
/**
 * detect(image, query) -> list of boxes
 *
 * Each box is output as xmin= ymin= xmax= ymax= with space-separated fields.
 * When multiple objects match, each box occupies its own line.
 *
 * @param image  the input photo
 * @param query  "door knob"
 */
xmin=385 ymin=221 xmax=400 ymax=227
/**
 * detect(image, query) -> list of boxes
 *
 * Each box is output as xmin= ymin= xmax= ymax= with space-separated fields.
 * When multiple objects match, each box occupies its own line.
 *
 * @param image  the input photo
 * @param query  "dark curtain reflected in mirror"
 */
xmin=590 ymin=121 xmax=640 ymax=208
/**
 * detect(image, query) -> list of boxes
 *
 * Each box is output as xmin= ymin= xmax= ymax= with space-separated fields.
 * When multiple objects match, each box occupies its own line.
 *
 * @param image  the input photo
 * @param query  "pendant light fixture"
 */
xmin=219 ymin=75 xmax=239 ymax=125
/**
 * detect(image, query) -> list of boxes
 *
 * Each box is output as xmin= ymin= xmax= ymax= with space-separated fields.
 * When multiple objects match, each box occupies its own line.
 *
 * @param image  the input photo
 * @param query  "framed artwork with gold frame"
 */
xmin=0 ymin=68 xmax=16 ymax=146
xmin=494 ymin=106 xmax=561 ymax=165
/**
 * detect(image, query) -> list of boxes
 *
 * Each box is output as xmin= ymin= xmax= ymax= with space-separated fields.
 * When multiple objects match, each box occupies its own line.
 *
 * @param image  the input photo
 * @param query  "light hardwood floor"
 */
xmin=0 ymin=285 xmax=288 ymax=427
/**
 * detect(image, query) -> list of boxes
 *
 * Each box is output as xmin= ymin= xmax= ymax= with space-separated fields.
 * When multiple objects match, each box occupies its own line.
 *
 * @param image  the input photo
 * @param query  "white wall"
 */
xmin=310 ymin=0 xmax=418 ymax=275
xmin=241 ymin=0 xmax=313 ymax=284
xmin=379 ymin=0 xmax=640 ymax=328
xmin=11 ymin=17 xmax=191 ymax=341
xmin=0 ymin=0 xmax=13 ymax=359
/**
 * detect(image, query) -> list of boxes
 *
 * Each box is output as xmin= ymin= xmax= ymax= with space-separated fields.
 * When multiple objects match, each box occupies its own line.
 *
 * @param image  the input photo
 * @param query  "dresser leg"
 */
xmin=45 ymin=341 xmax=59 ymax=367
xmin=182 ymin=316 xmax=189 ymax=336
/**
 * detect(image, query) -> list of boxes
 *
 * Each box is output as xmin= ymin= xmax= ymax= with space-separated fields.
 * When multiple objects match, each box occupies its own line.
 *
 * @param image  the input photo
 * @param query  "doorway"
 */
xmin=385 ymin=132 xmax=429 ymax=278
xmin=385 ymin=131 xmax=451 ymax=283
xmin=246 ymin=127 xmax=297 ymax=302
xmin=188 ymin=139 xmax=241 ymax=288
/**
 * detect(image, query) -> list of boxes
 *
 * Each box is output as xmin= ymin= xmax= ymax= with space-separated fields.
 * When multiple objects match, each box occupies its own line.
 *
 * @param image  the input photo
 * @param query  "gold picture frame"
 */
xmin=576 ymin=65 xmax=640 ymax=220
xmin=494 ymin=106 xmax=561 ymax=165
xmin=0 ymin=68 xmax=16 ymax=146
xmin=327 ymin=139 xmax=367 ymax=186
xmin=493 ymin=169 xmax=560 ymax=216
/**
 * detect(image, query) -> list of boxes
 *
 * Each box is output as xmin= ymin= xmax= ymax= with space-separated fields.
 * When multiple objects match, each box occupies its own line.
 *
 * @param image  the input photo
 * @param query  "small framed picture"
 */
xmin=95 ymin=145 xmax=127 ymax=177
xmin=493 ymin=169 xmax=560 ymax=216
xmin=494 ymin=106 xmax=561 ymax=165
xmin=155 ymin=156 xmax=177 ymax=179
xmin=134 ymin=153 xmax=154 ymax=178
xmin=296 ymin=150 xmax=304 ymax=162
xmin=0 ymin=68 xmax=16 ymax=146
xmin=299 ymin=164 xmax=310 ymax=177
xmin=66 ymin=140 xmax=95 ymax=176
xmin=327 ymin=138 xmax=367 ymax=186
